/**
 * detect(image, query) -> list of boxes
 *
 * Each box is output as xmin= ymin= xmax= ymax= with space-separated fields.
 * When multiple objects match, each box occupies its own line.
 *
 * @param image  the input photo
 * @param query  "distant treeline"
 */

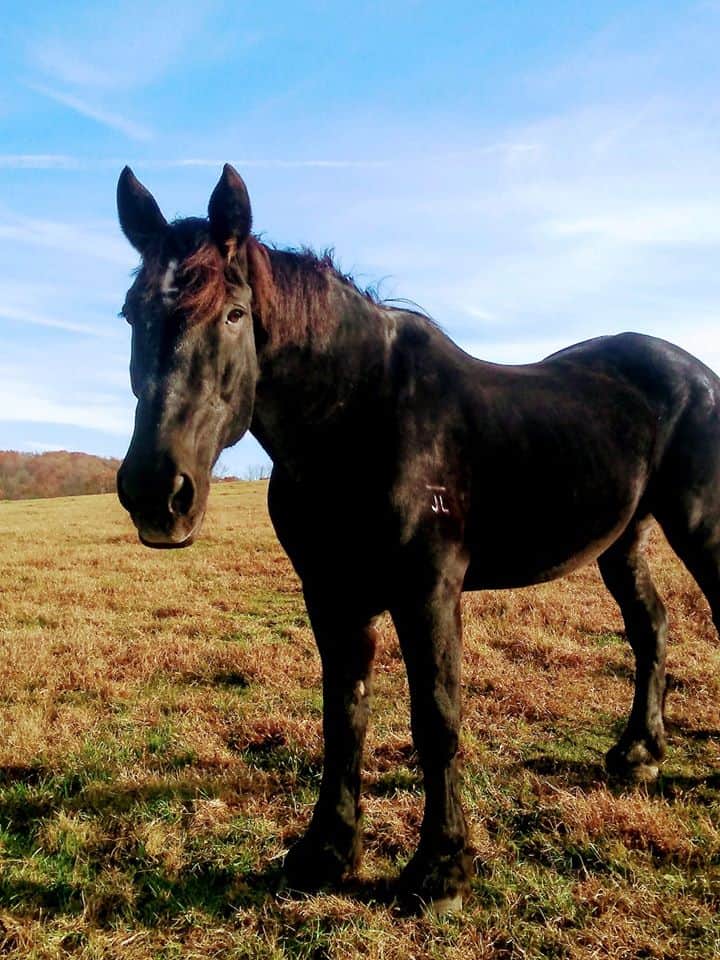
xmin=0 ymin=450 xmax=123 ymax=501
xmin=0 ymin=450 xmax=268 ymax=501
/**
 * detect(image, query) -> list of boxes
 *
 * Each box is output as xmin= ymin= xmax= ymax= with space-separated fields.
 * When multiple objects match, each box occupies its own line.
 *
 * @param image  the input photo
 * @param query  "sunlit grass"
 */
xmin=1 ymin=483 xmax=719 ymax=957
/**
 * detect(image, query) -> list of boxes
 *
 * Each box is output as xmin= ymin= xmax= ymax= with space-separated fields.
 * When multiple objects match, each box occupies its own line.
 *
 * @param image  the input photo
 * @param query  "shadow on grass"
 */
xmin=522 ymin=748 xmax=720 ymax=805
xmin=599 ymin=661 xmax=634 ymax=681
xmin=277 ymin=870 xmax=396 ymax=910
xmin=0 ymin=766 xmax=256 ymax=828
xmin=133 ymin=862 xmax=288 ymax=921
xmin=654 ymin=770 xmax=720 ymax=802
xmin=0 ymin=769 xmax=289 ymax=923
xmin=665 ymin=720 xmax=720 ymax=742
xmin=0 ymin=845 xmax=396 ymax=926
xmin=0 ymin=763 xmax=402 ymax=925
xmin=0 ymin=764 xmax=47 ymax=786
xmin=0 ymin=860 xmax=288 ymax=923
xmin=327 ymin=875 xmax=396 ymax=909
xmin=522 ymin=756 xmax=607 ymax=786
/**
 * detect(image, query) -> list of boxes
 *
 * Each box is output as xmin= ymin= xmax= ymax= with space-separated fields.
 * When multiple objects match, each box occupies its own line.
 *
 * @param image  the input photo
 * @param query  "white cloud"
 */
xmin=459 ymin=317 xmax=720 ymax=379
xmin=0 ymin=213 xmax=133 ymax=266
xmin=333 ymin=95 xmax=720 ymax=368
xmin=29 ymin=84 xmax=152 ymax=141
xmin=25 ymin=1 xmax=257 ymax=96
xmin=175 ymin=158 xmax=390 ymax=170
xmin=458 ymin=336 xmax=581 ymax=365
xmin=547 ymin=206 xmax=720 ymax=247
xmin=0 ymin=154 xmax=82 ymax=170
xmin=0 ymin=305 xmax=113 ymax=337
xmin=0 ymin=373 xmax=131 ymax=436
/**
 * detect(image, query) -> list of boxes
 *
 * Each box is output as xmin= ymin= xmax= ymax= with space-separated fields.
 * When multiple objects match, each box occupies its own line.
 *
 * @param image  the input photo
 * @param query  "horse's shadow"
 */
xmin=0 ymin=764 xmax=48 ymax=786
xmin=522 ymin=744 xmax=720 ymax=801
xmin=666 ymin=720 xmax=720 ymax=743
xmin=0 ymin=764 xmax=395 ymax=920
xmin=521 ymin=755 xmax=606 ymax=786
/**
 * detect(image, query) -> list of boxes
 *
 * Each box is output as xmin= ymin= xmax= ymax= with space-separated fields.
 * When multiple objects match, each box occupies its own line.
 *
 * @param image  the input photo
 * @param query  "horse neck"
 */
xmin=251 ymin=278 xmax=393 ymax=473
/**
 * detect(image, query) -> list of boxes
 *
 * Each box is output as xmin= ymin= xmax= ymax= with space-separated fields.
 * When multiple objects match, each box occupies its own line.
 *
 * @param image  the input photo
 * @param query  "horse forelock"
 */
xmin=139 ymin=221 xmax=239 ymax=327
xmin=137 ymin=220 xmax=345 ymax=345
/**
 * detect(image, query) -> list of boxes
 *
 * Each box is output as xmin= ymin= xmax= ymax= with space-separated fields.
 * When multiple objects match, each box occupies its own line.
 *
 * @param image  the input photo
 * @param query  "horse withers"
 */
xmin=116 ymin=164 xmax=720 ymax=913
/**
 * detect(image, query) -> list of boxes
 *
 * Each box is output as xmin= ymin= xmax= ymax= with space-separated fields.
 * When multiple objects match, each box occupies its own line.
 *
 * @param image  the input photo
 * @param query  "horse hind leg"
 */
xmin=598 ymin=518 xmax=668 ymax=782
xmin=655 ymin=505 xmax=720 ymax=639
xmin=652 ymin=388 xmax=720 ymax=637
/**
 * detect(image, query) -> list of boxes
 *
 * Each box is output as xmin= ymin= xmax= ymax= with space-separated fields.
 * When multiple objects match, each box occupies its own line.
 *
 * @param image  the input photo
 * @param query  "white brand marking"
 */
xmin=161 ymin=258 xmax=179 ymax=306
xmin=426 ymin=484 xmax=450 ymax=515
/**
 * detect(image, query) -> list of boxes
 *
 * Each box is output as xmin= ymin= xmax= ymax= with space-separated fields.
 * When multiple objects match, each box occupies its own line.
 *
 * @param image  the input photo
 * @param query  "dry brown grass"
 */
xmin=0 ymin=483 xmax=719 ymax=957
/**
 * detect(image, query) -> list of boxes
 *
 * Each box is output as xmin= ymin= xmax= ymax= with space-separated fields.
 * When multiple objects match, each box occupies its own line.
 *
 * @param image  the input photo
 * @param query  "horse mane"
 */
xmin=142 ymin=223 xmax=378 ymax=347
xmin=249 ymin=240 xmax=341 ymax=346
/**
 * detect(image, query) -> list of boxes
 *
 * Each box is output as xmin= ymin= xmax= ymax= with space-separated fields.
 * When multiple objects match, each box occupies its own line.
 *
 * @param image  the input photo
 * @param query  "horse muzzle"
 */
xmin=116 ymin=462 xmax=206 ymax=549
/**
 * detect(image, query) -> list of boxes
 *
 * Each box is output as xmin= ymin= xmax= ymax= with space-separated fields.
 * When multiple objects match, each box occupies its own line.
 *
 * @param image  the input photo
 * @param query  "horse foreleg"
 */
xmin=390 ymin=556 xmax=472 ymax=913
xmin=283 ymin=593 xmax=377 ymax=890
xmin=598 ymin=518 xmax=668 ymax=782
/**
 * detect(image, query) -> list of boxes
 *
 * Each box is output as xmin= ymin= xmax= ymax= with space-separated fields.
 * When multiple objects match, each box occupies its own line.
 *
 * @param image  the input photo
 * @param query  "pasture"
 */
xmin=1 ymin=482 xmax=719 ymax=958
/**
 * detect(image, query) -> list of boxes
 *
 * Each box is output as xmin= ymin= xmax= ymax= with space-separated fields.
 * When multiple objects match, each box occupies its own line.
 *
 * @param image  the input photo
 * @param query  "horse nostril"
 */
xmin=169 ymin=473 xmax=195 ymax=517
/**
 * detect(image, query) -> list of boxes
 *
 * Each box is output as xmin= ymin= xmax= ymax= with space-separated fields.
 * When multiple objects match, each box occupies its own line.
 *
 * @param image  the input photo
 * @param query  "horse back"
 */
xmin=460 ymin=332 xmax=720 ymax=588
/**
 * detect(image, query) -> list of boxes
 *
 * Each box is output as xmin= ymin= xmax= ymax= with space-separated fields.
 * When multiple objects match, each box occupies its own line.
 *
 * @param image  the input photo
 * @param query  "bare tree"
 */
xmin=242 ymin=463 xmax=272 ymax=481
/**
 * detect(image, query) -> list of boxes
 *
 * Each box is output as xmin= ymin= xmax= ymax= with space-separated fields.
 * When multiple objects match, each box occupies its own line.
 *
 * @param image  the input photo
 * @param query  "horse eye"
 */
xmin=226 ymin=308 xmax=246 ymax=325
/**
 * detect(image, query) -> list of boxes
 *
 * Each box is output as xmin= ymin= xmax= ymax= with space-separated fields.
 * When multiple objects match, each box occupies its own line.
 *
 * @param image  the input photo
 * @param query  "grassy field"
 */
xmin=1 ymin=482 xmax=719 ymax=958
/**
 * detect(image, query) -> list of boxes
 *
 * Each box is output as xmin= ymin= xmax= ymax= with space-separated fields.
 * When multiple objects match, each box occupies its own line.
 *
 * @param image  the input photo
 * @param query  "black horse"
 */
xmin=116 ymin=164 xmax=720 ymax=912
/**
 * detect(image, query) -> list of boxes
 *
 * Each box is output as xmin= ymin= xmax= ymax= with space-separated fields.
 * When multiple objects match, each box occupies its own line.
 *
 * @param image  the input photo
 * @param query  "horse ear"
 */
xmin=208 ymin=164 xmax=252 ymax=255
xmin=117 ymin=167 xmax=167 ymax=255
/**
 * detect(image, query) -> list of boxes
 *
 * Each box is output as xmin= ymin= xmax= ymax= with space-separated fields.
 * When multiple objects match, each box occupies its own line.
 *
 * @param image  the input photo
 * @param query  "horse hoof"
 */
xmin=397 ymin=846 xmax=471 ymax=916
xmin=425 ymin=893 xmax=464 ymax=916
xmin=629 ymin=762 xmax=659 ymax=783
xmin=606 ymin=742 xmax=661 ymax=783
xmin=608 ymin=761 xmax=659 ymax=784
xmin=282 ymin=835 xmax=358 ymax=891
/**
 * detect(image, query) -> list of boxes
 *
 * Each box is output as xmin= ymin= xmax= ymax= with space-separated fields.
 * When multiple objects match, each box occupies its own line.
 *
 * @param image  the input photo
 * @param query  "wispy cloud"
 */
xmin=310 ymin=88 xmax=720 ymax=383
xmin=0 ymin=213 xmax=132 ymax=266
xmin=458 ymin=335 xmax=580 ymax=365
xmin=174 ymin=158 xmax=390 ymax=170
xmin=0 ymin=155 xmax=390 ymax=174
xmin=546 ymin=205 xmax=720 ymax=247
xmin=26 ymin=1 xmax=230 ymax=95
xmin=443 ymin=142 xmax=542 ymax=163
xmin=0 ymin=305 xmax=113 ymax=338
xmin=0 ymin=371 xmax=131 ymax=436
xmin=29 ymin=83 xmax=152 ymax=141
xmin=459 ymin=311 xmax=720 ymax=375
xmin=0 ymin=154 xmax=82 ymax=170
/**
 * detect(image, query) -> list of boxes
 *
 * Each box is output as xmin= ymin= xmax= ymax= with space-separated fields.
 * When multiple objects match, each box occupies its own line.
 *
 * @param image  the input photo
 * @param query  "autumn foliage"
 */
xmin=0 ymin=450 xmax=121 ymax=501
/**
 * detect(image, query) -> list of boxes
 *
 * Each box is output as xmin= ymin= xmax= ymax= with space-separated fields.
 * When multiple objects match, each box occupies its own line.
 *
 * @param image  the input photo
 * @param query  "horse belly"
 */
xmin=464 ymin=529 xmax=621 ymax=590
xmin=462 ymin=455 xmax=647 ymax=590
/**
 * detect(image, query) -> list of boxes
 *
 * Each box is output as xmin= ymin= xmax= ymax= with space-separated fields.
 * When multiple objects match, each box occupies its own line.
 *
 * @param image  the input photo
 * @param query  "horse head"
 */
xmin=116 ymin=164 xmax=259 ymax=547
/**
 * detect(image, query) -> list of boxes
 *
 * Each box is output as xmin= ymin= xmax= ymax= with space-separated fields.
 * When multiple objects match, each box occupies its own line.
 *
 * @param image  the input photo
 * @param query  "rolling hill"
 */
xmin=0 ymin=450 xmax=121 ymax=501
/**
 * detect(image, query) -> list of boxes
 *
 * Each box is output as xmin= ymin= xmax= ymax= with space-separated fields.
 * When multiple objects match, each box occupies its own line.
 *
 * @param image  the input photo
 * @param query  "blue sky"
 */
xmin=1 ymin=1 xmax=719 ymax=475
